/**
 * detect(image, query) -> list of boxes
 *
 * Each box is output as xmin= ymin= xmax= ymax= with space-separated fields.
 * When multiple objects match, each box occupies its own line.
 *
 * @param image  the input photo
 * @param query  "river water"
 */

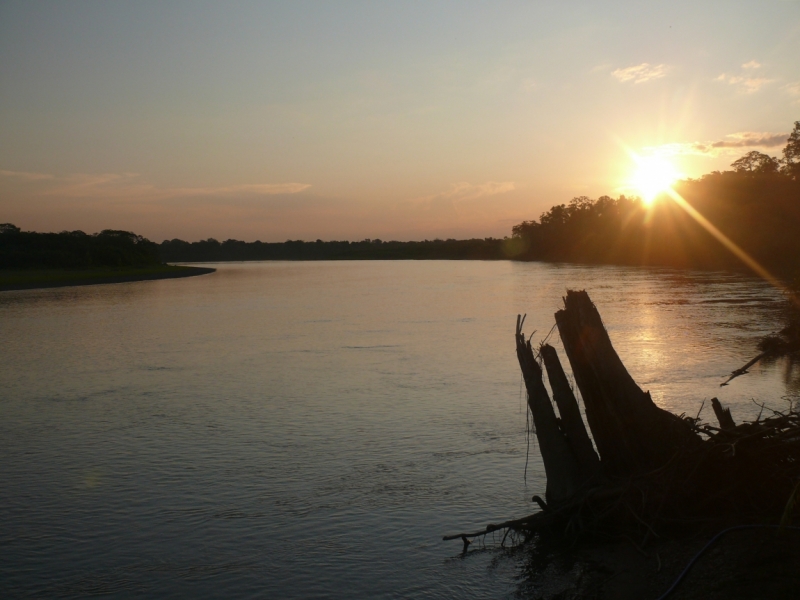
xmin=1 ymin=261 xmax=795 ymax=599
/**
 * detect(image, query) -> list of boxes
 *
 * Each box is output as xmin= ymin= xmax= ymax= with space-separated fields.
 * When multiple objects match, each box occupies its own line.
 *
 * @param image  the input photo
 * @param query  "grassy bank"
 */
xmin=0 ymin=265 xmax=215 ymax=291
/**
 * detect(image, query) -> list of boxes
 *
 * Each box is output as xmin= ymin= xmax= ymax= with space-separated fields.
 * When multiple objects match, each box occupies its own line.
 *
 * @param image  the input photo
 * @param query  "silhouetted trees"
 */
xmin=159 ymin=237 xmax=508 ymax=262
xmin=511 ymin=121 xmax=800 ymax=275
xmin=0 ymin=226 xmax=162 ymax=269
xmin=731 ymin=151 xmax=781 ymax=174
xmin=784 ymin=121 xmax=800 ymax=179
xmin=511 ymin=195 xmax=647 ymax=264
xmin=723 ymin=121 xmax=800 ymax=178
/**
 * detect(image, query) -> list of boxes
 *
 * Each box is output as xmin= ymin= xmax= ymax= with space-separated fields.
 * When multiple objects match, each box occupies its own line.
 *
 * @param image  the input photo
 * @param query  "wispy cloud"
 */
xmin=411 ymin=181 xmax=515 ymax=207
xmin=715 ymin=59 xmax=777 ymax=93
xmin=0 ymin=169 xmax=54 ymax=181
xmin=0 ymin=170 xmax=311 ymax=200
xmin=402 ymin=181 xmax=516 ymax=224
xmin=707 ymin=131 xmax=788 ymax=148
xmin=645 ymin=131 xmax=789 ymax=157
xmin=715 ymin=73 xmax=773 ymax=93
xmin=172 ymin=183 xmax=311 ymax=197
xmin=611 ymin=63 xmax=669 ymax=84
xmin=784 ymin=81 xmax=800 ymax=103
xmin=391 ymin=181 xmax=518 ymax=233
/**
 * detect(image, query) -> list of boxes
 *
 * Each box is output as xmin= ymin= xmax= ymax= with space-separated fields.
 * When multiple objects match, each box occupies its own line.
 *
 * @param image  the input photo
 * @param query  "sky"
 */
xmin=1 ymin=1 xmax=799 ymax=242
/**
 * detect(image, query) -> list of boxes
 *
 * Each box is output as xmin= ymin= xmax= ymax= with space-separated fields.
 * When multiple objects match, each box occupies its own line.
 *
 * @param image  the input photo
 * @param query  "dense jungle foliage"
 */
xmin=0 ymin=224 xmax=162 ymax=269
xmin=158 ymin=237 xmax=506 ymax=262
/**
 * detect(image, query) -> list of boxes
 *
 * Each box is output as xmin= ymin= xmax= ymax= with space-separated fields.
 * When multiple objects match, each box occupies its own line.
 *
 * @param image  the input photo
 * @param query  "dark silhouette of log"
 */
xmin=515 ymin=315 xmax=584 ymax=505
xmin=540 ymin=343 xmax=601 ymax=480
xmin=711 ymin=397 xmax=736 ymax=430
xmin=720 ymin=351 xmax=768 ymax=386
xmin=554 ymin=290 xmax=700 ymax=475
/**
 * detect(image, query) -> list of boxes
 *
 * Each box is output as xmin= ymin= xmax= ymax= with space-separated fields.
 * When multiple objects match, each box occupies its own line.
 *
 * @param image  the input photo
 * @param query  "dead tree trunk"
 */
xmin=515 ymin=316 xmax=584 ymax=505
xmin=554 ymin=290 xmax=700 ymax=475
xmin=540 ymin=343 xmax=601 ymax=481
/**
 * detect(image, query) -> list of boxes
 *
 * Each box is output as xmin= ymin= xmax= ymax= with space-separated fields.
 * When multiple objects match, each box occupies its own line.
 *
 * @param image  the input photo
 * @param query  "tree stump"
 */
xmin=540 ymin=343 xmax=601 ymax=481
xmin=515 ymin=315 xmax=585 ymax=505
xmin=553 ymin=290 xmax=700 ymax=475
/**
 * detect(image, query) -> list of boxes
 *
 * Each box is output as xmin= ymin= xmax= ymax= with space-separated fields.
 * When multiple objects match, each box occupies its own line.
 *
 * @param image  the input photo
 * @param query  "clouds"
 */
xmin=704 ymin=131 xmax=788 ymax=149
xmin=0 ymin=169 xmax=332 ymax=241
xmin=173 ymin=183 xmax=312 ymax=198
xmin=407 ymin=181 xmax=516 ymax=219
xmin=1 ymin=169 xmax=523 ymax=241
xmin=0 ymin=170 xmax=311 ymax=201
xmin=715 ymin=60 xmax=800 ymax=100
xmin=608 ymin=59 xmax=784 ymax=94
xmin=396 ymin=181 xmax=518 ymax=234
xmin=716 ymin=60 xmax=774 ymax=93
xmin=0 ymin=170 xmax=54 ymax=181
xmin=784 ymin=82 xmax=800 ymax=103
xmin=715 ymin=73 xmax=773 ymax=93
xmin=645 ymin=131 xmax=789 ymax=158
xmin=411 ymin=181 xmax=515 ymax=206
xmin=611 ymin=63 xmax=670 ymax=84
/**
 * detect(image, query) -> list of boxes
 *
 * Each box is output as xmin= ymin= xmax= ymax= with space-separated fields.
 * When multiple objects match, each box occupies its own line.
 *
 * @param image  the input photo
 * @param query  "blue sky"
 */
xmin=1 ymin=1 xmax=799 ymax=241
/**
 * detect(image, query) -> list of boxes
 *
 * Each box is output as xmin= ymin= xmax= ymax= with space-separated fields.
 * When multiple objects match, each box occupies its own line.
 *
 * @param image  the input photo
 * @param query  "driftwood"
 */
xmin=445 ymin=290 xmax=800 ymax=554
xmin=720 ymin=351 xmax=769 ymax=386
xmin=721 ymin=318 xmax=800 ymax=386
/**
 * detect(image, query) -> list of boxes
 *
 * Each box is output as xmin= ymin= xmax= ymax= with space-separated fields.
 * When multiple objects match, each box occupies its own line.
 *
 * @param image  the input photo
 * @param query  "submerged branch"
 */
xmin=720 ymin=351 xmax=770 ymax=386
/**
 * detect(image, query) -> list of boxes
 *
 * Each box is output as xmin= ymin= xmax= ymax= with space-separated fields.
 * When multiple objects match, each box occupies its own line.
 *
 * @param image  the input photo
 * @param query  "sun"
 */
xmin=629 ymin=155 xmax=680 ymax=205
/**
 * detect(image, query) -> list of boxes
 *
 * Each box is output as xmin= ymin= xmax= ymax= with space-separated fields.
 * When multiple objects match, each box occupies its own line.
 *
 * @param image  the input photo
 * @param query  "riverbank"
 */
xmin=521 ymin=526 xmax=800 ymax=599
xmin=0 ymin=265 xmax=215 ymax=291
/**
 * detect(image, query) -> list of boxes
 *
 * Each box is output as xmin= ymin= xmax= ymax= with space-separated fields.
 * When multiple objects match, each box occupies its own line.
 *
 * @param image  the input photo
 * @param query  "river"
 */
xmin=0 ymin=260 xmax=795 ymax=599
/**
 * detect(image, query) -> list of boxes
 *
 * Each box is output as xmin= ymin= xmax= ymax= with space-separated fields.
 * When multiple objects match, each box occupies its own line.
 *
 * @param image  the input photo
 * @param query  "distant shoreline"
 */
xmin=0 ymin=265 xmax=216 ymax=292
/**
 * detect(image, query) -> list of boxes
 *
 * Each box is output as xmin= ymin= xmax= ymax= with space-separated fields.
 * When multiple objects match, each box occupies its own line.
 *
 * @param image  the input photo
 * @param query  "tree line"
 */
xmin=0 ymin=224 xmax=162 ymax=269
xmin=0 ymin=225 xmax=510 ymax=267
xmin=158 ymin=237 xmax=508 ymax=262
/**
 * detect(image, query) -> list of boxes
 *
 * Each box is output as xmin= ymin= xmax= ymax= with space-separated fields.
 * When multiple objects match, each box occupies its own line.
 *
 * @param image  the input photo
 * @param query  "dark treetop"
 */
xmin=0 ymin=225 xmax=162 ymax=269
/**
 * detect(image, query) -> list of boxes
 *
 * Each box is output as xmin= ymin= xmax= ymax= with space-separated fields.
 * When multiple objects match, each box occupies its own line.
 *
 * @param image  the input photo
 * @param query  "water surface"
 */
xmin=0 ymin=261 xmax=794 ymax=598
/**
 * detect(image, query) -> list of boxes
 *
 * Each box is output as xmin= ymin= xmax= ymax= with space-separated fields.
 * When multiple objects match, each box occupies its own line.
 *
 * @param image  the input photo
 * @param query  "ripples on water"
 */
xmin=0 ymin=261 xmax=794 ymax=598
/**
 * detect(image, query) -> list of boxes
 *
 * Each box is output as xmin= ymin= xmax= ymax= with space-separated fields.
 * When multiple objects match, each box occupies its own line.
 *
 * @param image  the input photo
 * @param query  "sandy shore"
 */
xmin=0 ymin=265 xmax=216 ymax=291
